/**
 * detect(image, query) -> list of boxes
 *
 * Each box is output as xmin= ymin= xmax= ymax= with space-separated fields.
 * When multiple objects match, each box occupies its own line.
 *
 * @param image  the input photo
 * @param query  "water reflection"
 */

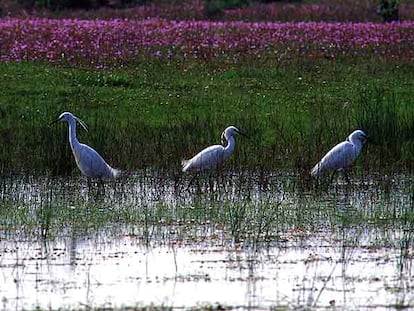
xmin=0 ymin=170 xmax=413 ymax=310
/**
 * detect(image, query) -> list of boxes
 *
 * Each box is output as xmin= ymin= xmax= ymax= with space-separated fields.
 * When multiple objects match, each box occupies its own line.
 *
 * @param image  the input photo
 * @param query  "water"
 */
xmin=0 ymin=170 xmax=413 ymax=310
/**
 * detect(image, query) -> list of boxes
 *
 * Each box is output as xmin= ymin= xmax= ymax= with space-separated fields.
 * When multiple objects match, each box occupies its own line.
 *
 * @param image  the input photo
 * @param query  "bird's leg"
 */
xmin=112 ymin=179 xmax=119 ymax=195
xmin=217 ymin=169 xmax=223 ymax=193
xmin=186 ymin=174 xmax=197 ymax=191
xmin=173 ymin=173 xmax=182 ymax=195
xmin=208 ymin=172 xmax=215 ymax=192
xmin=87 ymin=178 xmax=92 ymax=191
xmin=98 ymin=179 xmax=105 ymax=195
xmin=344 ymin=170 xmax=351 ymax=185
xmin=216 ymin=164 xmax=225 ymax=193
xmin=195 ymin=176 xmax=202 ymax=194
xmin=329 ymin=171 xmax=336 ymax=185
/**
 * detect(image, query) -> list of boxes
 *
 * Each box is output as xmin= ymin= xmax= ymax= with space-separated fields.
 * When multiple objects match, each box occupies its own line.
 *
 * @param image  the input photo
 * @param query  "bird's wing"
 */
xmin=311 ymin=141 xmax=356 ymax=176
xmin=182 ymin=145 xmax=225 ymax=172
xmin=75 ymin=143 xmax=117 ymax=179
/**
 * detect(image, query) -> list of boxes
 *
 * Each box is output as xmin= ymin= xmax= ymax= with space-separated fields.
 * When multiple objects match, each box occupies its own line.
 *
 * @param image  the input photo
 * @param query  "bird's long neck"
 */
xmin=68 ymin=119 xmax=80 ymax=151
xmin=350 ymin=136 xmax=362 ymax=153
xmin=223 ymin=135 xmax=236 ymax=159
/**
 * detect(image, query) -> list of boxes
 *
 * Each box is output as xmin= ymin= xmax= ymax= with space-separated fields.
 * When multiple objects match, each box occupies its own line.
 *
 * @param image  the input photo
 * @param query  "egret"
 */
xmin=182 ymin=126 xmax=246 ymax=188
xmin=311 ymin=129 xmax=368 ymax=180
xmin=182 ymin=126 xmax=246 ymax=173
xmin=50 ymin=112 xmax=120 ymax=184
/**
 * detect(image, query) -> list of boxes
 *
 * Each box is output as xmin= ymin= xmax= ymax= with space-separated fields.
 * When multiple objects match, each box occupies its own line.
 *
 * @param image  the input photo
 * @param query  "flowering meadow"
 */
xmin=1 ymin=18 xmax=414 ymax=68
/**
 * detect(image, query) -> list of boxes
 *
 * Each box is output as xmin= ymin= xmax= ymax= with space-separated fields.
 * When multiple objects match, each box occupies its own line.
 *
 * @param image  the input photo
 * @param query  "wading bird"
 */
xmin=50 ymin=112 xmax=120 ymax=185
xmin=311 ymin=129 xmax=368 ymax=181
xmin=182 ymin=126 xmax=247 ymax=186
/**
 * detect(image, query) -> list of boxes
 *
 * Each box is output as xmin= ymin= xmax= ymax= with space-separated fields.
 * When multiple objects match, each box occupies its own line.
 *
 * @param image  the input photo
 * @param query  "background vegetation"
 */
xmin=1 ymin=0 xmax=412 ymax=22
xmin=0 ymin=0 xmax=412 ymax=176
xmin=0 ymin=59 xmax=412 ymax=176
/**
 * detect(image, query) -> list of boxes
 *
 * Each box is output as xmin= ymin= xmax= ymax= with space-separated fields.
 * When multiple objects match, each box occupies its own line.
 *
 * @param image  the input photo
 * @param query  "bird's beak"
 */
xmin=48 ymin=117 xmax=61 ymax=127
xmin=237 ymin=130 xmax=248 ymax=138
xmin=364 ymin=134 xmax=373 ymax=144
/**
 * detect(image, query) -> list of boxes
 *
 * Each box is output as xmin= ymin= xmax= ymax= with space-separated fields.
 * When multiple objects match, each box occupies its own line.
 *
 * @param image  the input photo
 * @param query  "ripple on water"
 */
xmin=0 ymin=170 xmax=413 ymax=310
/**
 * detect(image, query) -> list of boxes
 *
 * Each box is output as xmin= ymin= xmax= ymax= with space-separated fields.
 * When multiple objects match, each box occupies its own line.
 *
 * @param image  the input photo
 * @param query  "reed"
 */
xmin=0 ymin=172 xmax=411 ymax=244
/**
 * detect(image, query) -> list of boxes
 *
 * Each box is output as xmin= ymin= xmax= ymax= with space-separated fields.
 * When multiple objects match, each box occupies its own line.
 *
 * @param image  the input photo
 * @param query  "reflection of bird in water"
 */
xmin=50 ymin=112 xmax=120 ymax=185
xmin=311 ymin=130 xmax=368 ymax=182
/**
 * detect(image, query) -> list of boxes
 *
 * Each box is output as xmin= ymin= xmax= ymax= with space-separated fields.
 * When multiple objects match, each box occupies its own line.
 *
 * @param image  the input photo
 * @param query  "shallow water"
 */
xmin=0 ymin=171 xmax=413 ymax=310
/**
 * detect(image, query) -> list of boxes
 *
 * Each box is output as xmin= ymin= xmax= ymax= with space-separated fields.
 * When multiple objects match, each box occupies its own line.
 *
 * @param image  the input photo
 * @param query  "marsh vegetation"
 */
xmin=0 ymin=1 xmax=413 ymax=309
xmin=0 ymin=171 xmax=413 ymax=310
xmin=0 ymin=60 xmax=413 ymax=176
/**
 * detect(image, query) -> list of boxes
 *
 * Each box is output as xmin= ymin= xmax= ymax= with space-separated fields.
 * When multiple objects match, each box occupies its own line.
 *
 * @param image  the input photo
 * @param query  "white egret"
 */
xmin=182 ymin=126 xmax=247 ymax=173
xmin=51 ymin=112 xmax=120 ymax=183
xmin=311 ymin=130 xmax=368 ymax=180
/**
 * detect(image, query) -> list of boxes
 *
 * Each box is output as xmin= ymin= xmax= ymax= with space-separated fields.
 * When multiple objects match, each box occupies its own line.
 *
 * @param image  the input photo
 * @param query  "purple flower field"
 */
xmin=1 ymin=18 xmax=414 ymax=68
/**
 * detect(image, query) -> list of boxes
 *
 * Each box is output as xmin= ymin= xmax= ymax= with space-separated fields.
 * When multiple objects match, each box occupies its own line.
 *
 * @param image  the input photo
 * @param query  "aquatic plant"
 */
xmin=0 ymin=167 xmax=413 ymax=310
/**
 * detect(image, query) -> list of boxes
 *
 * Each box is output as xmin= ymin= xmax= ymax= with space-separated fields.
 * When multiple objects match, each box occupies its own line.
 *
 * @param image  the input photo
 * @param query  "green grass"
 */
xmin=0 ymin=58 xmax=413 ymax=175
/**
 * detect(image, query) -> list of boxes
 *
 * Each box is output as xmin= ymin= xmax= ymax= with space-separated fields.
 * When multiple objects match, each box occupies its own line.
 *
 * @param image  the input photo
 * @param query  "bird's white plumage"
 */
xmin=182 ymin=144 xmax=226 ymax=172
xmin=182 ymin=126 xmax=244 ymax=173
xmin=53 ymin=112 xmax=120 ymax=180
xmin=311 ymin=130 xmax=367 ymax=176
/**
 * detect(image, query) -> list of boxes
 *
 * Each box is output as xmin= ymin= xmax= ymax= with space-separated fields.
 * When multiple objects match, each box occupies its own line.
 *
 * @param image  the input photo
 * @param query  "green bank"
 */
xmin=0 ymin=59 xmax=413 ymax=175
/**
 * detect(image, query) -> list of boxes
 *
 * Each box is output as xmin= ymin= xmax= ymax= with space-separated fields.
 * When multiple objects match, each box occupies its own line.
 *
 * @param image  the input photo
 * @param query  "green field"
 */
xmin=0 ymin=59 xmax=412 ymax=176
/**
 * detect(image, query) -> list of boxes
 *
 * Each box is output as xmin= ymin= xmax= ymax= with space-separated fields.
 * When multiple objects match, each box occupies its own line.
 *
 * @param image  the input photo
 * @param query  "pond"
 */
xmin=0 ymin=170 xmax=413 ymax=310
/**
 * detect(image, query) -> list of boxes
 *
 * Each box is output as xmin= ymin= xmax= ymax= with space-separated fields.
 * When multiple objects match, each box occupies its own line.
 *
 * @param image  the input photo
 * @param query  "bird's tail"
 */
xmin=310 ymin=163 xmax=322 ymax=177
xmin=181 ymin=159 xmax=190 ymax=172
xmin=112 ymin=168 xmax=122 ymax=179
xmin=106 ymin=166 xmax=122 ymax=180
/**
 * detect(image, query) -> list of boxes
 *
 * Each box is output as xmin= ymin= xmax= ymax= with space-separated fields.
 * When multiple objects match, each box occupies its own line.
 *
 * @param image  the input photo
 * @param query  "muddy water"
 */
xmin=0 ymin=171 xmax=413 ymax=310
